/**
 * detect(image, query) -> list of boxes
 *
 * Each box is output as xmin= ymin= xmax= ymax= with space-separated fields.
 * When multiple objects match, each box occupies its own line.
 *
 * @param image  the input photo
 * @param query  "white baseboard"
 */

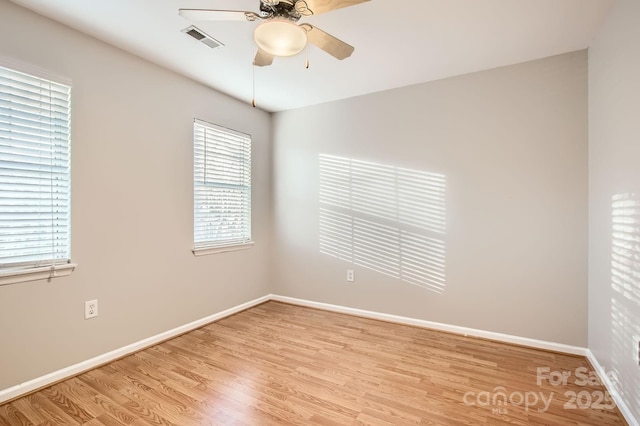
xmin=585 ymin=349 xmax=639 ymax=426
xmin=5 ymin=291 xmax=636 ymax=426
xmin=0 ymin=295 xmax=270 ymax=404
xmin=270 ymin=294 xmax=588 ymax=356
xmin=272 ymin=295 xmax=639 ymax=424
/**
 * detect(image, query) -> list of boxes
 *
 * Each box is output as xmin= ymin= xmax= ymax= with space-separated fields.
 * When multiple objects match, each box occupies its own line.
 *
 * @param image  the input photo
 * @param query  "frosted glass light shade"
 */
xmin=254 ymin=19 xmax=307 ymax=57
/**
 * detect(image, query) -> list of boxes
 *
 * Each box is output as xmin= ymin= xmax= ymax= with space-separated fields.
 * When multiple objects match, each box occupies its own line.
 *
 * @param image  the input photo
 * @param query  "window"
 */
xmin=193 ymin=119 xmax=252 ymax=255
xmin=0 ymin=64 xmax=73 ymax=284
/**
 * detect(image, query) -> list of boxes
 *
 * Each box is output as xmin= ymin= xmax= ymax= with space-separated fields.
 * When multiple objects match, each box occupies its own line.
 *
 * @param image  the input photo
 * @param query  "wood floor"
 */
xmin=0 ymin=301 xmax=628 ymax=425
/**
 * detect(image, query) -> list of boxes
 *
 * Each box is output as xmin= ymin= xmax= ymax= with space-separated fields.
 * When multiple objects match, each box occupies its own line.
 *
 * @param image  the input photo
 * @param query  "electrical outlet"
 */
xmin=84 ymin=299 xmax=98 ymax=319
xmin=347 ymin=269 xmax=355 ymax=282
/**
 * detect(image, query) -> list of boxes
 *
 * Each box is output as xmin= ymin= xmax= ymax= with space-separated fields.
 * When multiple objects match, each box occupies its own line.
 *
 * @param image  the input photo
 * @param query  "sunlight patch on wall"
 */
xmin=319 ymin=154 xmax=446 ymax=293
xmin=610 ymin=193 xmax=640 ymax=415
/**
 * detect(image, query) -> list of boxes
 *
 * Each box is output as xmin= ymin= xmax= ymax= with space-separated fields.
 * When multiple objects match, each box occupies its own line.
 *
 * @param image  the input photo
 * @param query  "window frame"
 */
xmin=0 ymin=58 xmax=76 ymax=286
xmin=192 ymin=119 xmax=253 ymax=256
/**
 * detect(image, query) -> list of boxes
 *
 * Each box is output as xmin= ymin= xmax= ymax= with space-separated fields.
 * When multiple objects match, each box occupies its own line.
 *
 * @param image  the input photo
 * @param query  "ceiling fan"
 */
xmin=179 ymin=0 xmax=370 ymax=67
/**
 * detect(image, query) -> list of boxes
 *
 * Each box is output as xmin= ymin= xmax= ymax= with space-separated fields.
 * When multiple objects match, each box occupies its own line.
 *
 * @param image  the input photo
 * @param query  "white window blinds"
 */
xmin=0 ymin=65 xmax=71 ymax=270
xmin=193 ymin=119 xmax=251 ymax=250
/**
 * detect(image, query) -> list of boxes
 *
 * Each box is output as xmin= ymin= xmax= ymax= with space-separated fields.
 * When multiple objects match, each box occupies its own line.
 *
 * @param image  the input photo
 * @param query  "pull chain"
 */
xmin=305 ymin=45 xmax=310 ymax=69
xmin=252 ymin=57 xmax=257 ymax=108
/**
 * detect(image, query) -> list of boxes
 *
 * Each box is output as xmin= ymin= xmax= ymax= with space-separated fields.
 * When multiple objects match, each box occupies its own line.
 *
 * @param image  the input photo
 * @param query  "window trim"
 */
xmin=192 ymin=119 xmax=253 ymax=255
xmin=192 ymin=241 xmax=254 ymax=257
xmin=0 ymin=54 xmax=72 ymax=87
xmin=0 ymin=263 xmax=77 ymax=287
xmin=0 ymin=59 xmax=75 ymax=282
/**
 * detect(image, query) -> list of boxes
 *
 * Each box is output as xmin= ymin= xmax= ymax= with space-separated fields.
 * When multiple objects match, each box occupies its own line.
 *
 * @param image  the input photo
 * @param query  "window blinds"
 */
xmin=193 ymin=119 xmax=251 ymax=249
xmin=0 ymin=65 xmax=71 ymax=269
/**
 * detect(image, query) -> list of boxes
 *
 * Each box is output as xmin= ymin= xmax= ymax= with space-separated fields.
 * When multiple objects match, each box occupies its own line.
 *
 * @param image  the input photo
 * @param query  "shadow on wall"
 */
xmin=611 ymin=193 xmax=640 ymax=416
xmin=318 ymin=154 xmax=446 ymax=293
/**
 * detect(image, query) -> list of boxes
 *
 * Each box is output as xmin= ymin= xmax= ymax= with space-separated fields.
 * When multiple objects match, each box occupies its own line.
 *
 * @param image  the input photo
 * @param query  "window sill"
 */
xmin=192 ymin=242 xmax=255 ymax=257
xmin=0 ymin=263 xmax=77 ymax=287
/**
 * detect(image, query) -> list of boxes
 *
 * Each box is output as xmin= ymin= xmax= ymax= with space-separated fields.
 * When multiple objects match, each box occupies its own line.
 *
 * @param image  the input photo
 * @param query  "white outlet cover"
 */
xmin=84 ymin=299 xmax=98 ymax=319
xmin=347 ymin=270 xmax=355 ymax=282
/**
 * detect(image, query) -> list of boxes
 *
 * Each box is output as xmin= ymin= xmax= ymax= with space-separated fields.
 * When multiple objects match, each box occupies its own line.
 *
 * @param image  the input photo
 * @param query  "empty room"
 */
xmin=0 ymin=0 xmax=638 ymax=424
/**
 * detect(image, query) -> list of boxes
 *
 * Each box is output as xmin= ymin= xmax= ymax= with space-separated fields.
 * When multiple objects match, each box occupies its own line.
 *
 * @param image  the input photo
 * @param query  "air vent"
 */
xmin=182 ymin=25 xmax=224 ymax=49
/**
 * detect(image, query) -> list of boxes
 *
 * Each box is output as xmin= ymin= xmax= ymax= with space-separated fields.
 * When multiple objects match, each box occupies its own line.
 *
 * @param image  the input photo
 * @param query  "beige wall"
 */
xmin=272 ymin=51 xmax=588 ymax=346
xmin=589 ymin=0 xmax=640 ymax=421
xmin=0 ymin=0 xmax=596 ymax=399
xmin=0 ymin=0 xmax=272 ymax=390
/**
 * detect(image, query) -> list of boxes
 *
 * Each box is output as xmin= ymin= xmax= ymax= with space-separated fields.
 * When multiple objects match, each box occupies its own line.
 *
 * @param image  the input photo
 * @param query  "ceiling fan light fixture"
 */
xmin=254 ymin=19 xmax=307 ymax=57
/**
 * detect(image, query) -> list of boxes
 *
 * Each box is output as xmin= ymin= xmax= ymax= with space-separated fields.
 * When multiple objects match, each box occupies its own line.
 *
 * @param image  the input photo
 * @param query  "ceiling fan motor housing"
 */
xmin=260 ymin=0 xmax=302 ymax=21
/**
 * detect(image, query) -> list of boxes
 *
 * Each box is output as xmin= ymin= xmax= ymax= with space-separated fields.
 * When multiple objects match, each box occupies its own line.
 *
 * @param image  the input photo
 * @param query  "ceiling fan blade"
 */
xmin=254 ymin=48 xmax=274 ymax=67
xmin=297 ymin=0 xmax=370 ymax=16
xmin=304 ymin=25 xmax=354 ymax=60
xmin=178 ymin=9 xmax=259 ymax=22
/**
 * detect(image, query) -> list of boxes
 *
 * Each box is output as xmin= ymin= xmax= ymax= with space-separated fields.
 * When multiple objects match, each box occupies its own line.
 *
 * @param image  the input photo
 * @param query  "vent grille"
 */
xmin=182 ymin=26 xmax=224 ymax=49
xmin=186 ymin=29 xmax=205 ymax=40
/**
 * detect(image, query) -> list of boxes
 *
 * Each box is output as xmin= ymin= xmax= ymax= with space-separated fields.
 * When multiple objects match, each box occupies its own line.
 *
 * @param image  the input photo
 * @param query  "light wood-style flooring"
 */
xmin=0 ymin=301 xmax=628 ymax=425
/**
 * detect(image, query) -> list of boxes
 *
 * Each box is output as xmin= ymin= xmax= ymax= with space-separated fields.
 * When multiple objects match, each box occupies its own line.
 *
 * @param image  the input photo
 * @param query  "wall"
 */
xmin=0 ymin=0 xmax=271 ymax=391
xmin=0 ymin=0 xmax=598 ymax=401
xmin=273 ymin=51 xmax=588 ymax=346
xmin=589 ymin=0 xmax=640 ymax=421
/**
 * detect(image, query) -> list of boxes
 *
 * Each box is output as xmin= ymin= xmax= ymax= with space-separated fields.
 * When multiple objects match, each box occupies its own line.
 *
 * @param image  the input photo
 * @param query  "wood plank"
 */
xmin=0 ymin=301 xmax=628 ymax=425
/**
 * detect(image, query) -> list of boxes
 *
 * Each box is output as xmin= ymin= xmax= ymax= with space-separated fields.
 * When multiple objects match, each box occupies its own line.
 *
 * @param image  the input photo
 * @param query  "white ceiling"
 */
xmin=9 ymin=0 xmax=615 ymax=112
